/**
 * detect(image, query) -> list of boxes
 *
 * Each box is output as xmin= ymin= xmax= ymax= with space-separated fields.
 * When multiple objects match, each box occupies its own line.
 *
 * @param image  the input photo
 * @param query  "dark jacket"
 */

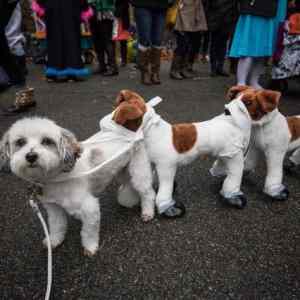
xmin=130 ymin=0 xmax=171 ymax=9
xmin=115 ymin=0 xmax=130 ymax=29
xmin=205 ymin=0 xmax=239 ymax=32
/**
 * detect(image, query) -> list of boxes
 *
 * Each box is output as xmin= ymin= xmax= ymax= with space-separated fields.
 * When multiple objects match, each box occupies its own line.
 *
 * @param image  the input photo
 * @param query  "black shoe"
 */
xmin=102 ymin=68 xmax=119 ymax=77
xmin=268 ymin=187 xmax=289 ymax=202
xmin=221 ymin=194 xmax=247 ymax=209
xmin=161 ymin=201 xmax=186 ymax=219
xmin=216 ymin=70 xmax=230 ymax=77
xmin=210 ymin=71 xmax=218 ymax=77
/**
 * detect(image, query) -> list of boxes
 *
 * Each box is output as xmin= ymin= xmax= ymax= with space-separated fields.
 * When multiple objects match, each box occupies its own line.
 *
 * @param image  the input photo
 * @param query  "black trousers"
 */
xmin=45 ymin=0 xmax=83 ymax=71
xmin=89 ymin=16 xmax=117 ymax=69
xmin=209 ymin=29 xmax=229 ymax=72
xmin=0 ymin=0 xmax=24 ymax=84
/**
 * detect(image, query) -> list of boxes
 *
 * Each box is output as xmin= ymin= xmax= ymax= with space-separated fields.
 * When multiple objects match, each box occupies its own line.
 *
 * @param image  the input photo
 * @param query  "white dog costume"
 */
xmin=226 ymin=86 xmax=300 ymax=200
xmin=113 ymin=90 xmax=258 ymax=216
xmin=0 ymin=113 xmax=156 ymax=255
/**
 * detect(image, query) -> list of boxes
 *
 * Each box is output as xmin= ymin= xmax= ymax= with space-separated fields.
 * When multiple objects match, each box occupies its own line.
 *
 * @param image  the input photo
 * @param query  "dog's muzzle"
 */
xmin=26 ymin=152 xmax=38 ymax=164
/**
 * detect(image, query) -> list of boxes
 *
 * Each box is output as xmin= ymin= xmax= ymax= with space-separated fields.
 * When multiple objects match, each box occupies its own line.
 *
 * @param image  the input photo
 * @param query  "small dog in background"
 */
xmin=0 ymin=115 xmax=155 ymax=256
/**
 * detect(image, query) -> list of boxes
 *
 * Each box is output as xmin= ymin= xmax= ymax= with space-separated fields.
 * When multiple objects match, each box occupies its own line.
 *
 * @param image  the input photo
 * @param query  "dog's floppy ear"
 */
xmin=257 ymin=90 xmax=281 ymax=113
xmin=0 ymin=132 xmax=11 ymax=173
xmin=227 ymin=85 xmax=251 ymax=101
xmin=59 ymin=128 xmax=81 ymax=172
xmin=115 ymin=89 xmax=131 ymax=107
xmin=113 ymin=102 xmax=144 ymax=126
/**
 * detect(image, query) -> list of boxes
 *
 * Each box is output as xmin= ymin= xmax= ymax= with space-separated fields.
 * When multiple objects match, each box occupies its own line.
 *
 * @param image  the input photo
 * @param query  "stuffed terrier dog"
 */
xmin=113 ymin=89 xmax=265 ymax=215
xmin=226 ymin=85 xmax=298 ymax=201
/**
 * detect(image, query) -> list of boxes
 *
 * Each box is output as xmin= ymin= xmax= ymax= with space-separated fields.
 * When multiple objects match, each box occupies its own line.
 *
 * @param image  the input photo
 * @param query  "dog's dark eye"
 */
xmin=41 ymin=137 xmax=56 ymax=146
xmin=244 ymin=101 xmax=252 ymax=106
xmin=15 ymin=138 xmax=26 ymax=147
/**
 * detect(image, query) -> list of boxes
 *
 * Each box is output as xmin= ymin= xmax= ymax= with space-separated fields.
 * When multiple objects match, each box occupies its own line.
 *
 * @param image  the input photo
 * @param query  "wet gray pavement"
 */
xmin=0 ymin=62 xmax=300 ymax=299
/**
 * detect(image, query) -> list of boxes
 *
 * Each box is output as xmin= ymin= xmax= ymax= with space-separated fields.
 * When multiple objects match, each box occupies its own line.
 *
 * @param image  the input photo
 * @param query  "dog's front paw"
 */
xmin=269 ymin=187 xmax=289 ymax=201
xmin=221 ymin=194 xmax=247 ymax=209
xmin=83 ymin=245 xmax=98 ymax=257
xmin=142 ymin=212 xmax=154 ymax=222
xmin=42 ymin=235 xmax=64 ymax=249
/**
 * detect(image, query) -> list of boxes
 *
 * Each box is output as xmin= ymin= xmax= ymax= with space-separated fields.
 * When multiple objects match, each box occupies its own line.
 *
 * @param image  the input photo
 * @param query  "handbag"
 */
xmin=240 ymin=0 xmax=278 ymax=18
xmin=288 ymin=13 xmax=300 ymax=35
xmin=166 ymin=0 xmax=179 ymax=28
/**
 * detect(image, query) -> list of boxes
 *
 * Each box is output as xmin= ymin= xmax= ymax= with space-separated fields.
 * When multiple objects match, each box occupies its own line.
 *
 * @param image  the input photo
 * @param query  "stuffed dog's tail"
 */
xmin=117 ymin=184 xmax=140 ymax=208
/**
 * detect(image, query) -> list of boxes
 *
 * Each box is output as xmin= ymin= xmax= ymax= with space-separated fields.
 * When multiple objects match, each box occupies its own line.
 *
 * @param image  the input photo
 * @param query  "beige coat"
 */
xmin=175 ymin=0 xmax=207 ymax=32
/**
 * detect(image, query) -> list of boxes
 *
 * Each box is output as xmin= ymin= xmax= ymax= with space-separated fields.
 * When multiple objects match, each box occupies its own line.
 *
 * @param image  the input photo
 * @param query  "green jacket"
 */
xmin=88 ymin=0 xmax=116 ymax=12
xmin=130 ymin=0 xmax=173 ymax=9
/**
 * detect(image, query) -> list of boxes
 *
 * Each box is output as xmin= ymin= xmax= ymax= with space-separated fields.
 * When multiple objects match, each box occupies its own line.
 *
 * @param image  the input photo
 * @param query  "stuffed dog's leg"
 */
xmin=264 ymin=151 xmax=289 ymax=201
xmin=155 ymin=163 xmax=185 ymax=218
xmin=42 ymin=203 xmax=68 ymax=249
xmin=80 ymin=195 xmax=100 ymax=256
xmin=128 ymin=144 xmax=155 ymax=222
xmin=285 ymin=148 xmax=300 ymax=174
xmin=220 ymin=152 xmax=246 ymax=208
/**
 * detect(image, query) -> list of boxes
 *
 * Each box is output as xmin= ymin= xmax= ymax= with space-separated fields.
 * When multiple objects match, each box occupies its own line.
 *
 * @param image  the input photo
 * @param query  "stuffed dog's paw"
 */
xmin=161 ymin=201 xmax=186 ymax=218
xmin=221 ymin=194 xmax=247 ymax=209
xmin=269 ymin=187 xmax=289 ymax=201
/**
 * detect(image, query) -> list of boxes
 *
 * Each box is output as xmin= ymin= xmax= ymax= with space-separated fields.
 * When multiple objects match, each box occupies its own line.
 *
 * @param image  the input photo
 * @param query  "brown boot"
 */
xmin=169 ymin=54 xmax=184 ymax=80
xmin=4 ymin=87 xmax=36 ymax=115
xmin=150 ymin=48 xmax=162 ymax=85
xmin=138 ymin=49 xmax=151 ymax=85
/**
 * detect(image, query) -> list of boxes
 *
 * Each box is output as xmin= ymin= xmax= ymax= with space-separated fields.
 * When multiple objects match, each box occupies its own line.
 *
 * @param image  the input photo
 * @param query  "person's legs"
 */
xmin=169 ymin=31 xmax=187 ymax=80
xmin=134 ymin=7 xmax=152 ymax=84
xmin=209 ymin=30 xmax=218 ymax=76
xmin=236 ymin=57 xmax=253 ymax=86
xmin=120 ymin=40 xmax=127 ymax=66
xmin=215 ymin=30 xmax=229 ymax=76
xmin=248 ymin=57 xmax=265 ymax=89
xmin=0 ymin=1 xmax=25 ymax=86
xmin=186 ymin=31 xmax=201 ymax=74
xmin=101 ymin=20 xmax=118 ymax=76
xmin=149 ymin=8 xmax=166 ymax=84
xmin=89 ymin=15 xmax=107 ymax=73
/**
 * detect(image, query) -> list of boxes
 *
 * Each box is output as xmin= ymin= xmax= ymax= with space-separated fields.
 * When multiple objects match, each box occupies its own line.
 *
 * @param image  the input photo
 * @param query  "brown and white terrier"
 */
xmin=226 ymin=85 xmax=300 ymax=200
xmin=112 ymin=88 xmax=280 ymax=213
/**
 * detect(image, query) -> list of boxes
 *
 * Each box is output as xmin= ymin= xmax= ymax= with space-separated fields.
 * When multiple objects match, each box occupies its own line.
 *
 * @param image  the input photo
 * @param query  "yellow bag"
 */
xmin=166 ymin=0 xmax=179 ymax=28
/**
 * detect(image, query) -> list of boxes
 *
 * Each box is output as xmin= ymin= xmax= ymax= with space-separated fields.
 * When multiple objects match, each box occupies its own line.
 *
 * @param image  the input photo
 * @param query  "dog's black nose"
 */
xmin=26 ymin=152 xmax=38 ymax=164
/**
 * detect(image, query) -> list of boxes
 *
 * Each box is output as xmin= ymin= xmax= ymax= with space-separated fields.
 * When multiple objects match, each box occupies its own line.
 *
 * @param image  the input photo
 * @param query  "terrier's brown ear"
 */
xmin=257 ymin=90 xmax=281 ymax=113
xmin=115 ymin=90 xmax=132 ymax=107
xmin=112 ymin=102 xmax=144 ymax=126
xmin=227 ymin=85 xmax=252 ymax=101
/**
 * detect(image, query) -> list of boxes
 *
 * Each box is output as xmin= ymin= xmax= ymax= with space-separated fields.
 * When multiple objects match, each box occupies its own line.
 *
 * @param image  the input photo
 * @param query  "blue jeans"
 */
xmin=134 ymin=7 xmax=166 ymax=48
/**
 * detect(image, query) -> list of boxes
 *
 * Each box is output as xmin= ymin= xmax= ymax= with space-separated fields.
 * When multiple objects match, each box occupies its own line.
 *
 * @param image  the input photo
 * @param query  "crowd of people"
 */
xmin=0 ymin=0 xmax=300 ymax=114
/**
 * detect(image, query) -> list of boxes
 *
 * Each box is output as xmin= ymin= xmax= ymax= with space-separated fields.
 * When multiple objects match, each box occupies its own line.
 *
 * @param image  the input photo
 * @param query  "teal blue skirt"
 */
xmin=230 ymin=0 xmax=287 ymax=58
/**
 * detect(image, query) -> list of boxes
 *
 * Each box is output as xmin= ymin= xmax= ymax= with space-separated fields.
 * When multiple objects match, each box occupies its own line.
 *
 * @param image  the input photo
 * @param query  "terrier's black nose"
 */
xmin=26 ymin=152 xmax=38 ymax=164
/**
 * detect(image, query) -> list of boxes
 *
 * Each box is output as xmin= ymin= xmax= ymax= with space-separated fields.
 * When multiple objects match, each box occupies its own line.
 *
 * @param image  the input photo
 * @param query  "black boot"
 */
xmin=170 ymin=54 xmax=184 ymax=80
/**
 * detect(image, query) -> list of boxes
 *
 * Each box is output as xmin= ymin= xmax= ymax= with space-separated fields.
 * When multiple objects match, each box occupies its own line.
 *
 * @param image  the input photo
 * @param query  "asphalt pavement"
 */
xmin=0 ymin=62 xmax=300 ymax=300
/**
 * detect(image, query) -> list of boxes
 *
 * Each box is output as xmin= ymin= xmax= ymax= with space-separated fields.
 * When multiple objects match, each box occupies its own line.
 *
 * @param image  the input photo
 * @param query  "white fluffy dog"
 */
xmin=0 ymin=116 xmax=155 ymax=256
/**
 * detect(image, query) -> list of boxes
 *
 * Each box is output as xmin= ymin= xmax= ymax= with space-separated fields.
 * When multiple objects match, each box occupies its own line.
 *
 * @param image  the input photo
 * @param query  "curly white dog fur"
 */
xmin=0 ymin=116 xmax=155 ymax=256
